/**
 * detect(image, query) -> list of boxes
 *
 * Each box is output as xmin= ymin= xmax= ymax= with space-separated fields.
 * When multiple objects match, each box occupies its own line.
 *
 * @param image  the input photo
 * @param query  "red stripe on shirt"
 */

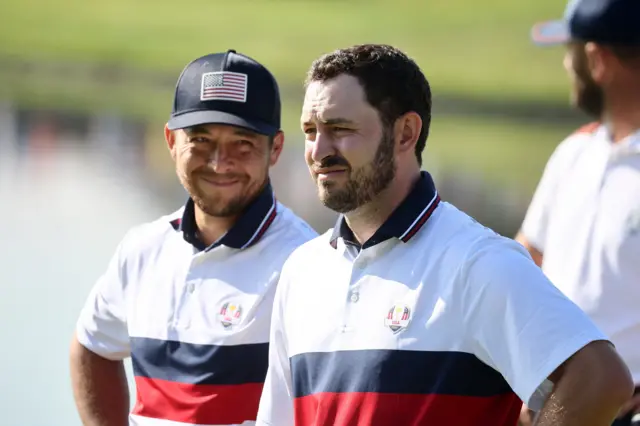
xmin=294 ymin=391 xmax=521 ymax=426
xmin=132 ymin=376 xmax=263 ymax=424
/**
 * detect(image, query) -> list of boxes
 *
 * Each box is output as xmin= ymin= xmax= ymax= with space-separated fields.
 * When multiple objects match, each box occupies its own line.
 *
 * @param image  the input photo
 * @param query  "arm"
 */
xmin=515 ymin=141 xmax=569 ymax=266
xmin=256 ymin=267 xmax=295 ymax=426
xmin=514 ymin=232 xmax=543 ymax=267
xmin=463 ymin=239 xmax=632 ymax=425
xmin=70 ymin=336 xmax=129 ymax=426
xmin=534 ymin=340 xmax=633 ymax=425
xmin=71 ymin=237 xmax=132 ymax=426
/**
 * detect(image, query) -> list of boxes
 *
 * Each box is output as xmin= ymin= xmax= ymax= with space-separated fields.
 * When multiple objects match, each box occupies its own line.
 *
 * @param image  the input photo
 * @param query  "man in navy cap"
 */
xmin=69 ymin=50 xmax=317 ymax=426
xmin=518 ymin=0 xmax=640 ymax=424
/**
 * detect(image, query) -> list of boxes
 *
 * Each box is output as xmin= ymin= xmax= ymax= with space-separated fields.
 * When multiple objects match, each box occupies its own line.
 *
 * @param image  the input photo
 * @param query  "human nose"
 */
xmin=309 ymin=130 xmax=336 ymax=164
xmin=207 ymin=144 xmax=234 ymax=174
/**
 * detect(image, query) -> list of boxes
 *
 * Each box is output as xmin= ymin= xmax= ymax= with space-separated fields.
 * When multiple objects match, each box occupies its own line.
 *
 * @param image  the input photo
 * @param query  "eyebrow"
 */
xmin=302 ymin=117 xmax=355 ymax=126
xmin=184 ymin=125 xmax=210 ymax=136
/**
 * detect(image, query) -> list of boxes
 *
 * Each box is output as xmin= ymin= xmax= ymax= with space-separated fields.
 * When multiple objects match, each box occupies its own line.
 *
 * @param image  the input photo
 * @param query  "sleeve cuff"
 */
xmin=75 ymin=321 xmax=129 ymax=361
xmin=519 ymin=330 xmax=609 ymax=410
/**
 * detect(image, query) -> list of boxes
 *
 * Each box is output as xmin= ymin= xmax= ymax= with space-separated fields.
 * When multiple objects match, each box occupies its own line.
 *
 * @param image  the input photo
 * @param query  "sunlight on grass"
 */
xmin=0 ymin=0 xmax=568 ymax=101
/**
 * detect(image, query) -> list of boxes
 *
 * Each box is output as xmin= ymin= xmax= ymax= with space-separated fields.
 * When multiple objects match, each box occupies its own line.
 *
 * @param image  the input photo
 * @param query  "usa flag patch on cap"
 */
xmin=200 ymin=71 xmax=248 ymax=103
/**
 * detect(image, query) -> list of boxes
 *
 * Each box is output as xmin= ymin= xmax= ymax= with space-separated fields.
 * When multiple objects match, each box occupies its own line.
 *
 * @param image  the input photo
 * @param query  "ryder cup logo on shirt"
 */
xmin=385 ymin=303 xmax=412 ymax=333
xmin=219 ymin=302 xmax=243 ymax=329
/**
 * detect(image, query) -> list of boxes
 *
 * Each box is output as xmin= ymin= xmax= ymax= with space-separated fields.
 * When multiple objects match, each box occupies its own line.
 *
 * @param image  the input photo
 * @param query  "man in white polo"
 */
xmin=517 ymin=0 xmax=640 ymax=425
xmin=256 ymin=44 xmax=634 ymax=426
xmin=69 ymin=50 xmax=317 ymax=426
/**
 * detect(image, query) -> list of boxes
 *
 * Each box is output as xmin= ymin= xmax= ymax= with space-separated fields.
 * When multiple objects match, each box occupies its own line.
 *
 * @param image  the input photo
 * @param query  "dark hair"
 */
xmin=305 ymin=44 xmax=432 ymax=165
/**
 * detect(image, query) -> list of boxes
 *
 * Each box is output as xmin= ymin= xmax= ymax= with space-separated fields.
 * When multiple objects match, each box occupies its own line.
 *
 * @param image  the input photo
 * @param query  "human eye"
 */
xmin=189 ymin=136 xmax=210 ymax=144
xmin=303 ymin=127 xmax=317 ymax=142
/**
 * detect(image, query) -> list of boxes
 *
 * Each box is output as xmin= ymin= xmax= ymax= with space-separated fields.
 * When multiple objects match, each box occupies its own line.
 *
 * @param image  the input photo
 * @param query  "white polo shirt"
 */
xmin=76 ymin=183 xmax=317 ymax=426
xmin=256 ymin=172 xmax=608 ymax=426
xmin=521 ymin=122 xmax=640 ymax=385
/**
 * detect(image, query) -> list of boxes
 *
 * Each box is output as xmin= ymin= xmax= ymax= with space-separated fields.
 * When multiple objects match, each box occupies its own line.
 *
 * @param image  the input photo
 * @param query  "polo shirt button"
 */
xmin=350 ymin=292 xmax=359 ymax=303
xmin=187 ymin=283 xmax=195 ymax=293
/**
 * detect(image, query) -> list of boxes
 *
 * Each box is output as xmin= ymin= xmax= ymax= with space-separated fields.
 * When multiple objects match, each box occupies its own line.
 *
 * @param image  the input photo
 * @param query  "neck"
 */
xmin=604 ymin=88 xmax=640 ymax=143
xmin=194 ymin=207 xmax=238 ymax=247
xmin=345 ymin=169 xmax=421 ymax=245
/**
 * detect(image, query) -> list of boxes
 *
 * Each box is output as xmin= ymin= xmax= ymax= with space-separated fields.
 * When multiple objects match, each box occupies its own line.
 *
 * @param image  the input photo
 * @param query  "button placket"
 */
xmin=341 ymin=253 xmax=370 ymax=333
xmin=175 ymin=256 xmax=201 ymax=329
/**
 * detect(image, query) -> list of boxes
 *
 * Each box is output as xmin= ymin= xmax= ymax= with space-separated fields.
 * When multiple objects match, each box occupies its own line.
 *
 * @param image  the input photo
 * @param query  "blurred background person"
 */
xmin=517 ymin=0 xmax=640 ymax=424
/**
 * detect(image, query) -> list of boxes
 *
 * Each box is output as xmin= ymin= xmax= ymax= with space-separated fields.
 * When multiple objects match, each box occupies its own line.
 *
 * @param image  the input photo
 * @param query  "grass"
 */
xmin=0 ymin=0 xmax=580 ymax=190
xmin=0 ymin=0 xmax=569 ymax=102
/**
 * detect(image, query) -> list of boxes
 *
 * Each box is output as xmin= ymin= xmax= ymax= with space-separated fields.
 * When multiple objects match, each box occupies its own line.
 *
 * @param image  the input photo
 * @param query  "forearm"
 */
xmin=70 ymin=336 xmax=130 ymax=426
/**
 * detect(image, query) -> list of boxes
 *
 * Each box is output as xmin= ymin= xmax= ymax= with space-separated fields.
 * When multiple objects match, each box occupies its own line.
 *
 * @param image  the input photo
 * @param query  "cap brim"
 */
xmin=167 ymin=110 xmax=278 ymax=136
xmin=531 ymin=20 xmax=570 ymax=46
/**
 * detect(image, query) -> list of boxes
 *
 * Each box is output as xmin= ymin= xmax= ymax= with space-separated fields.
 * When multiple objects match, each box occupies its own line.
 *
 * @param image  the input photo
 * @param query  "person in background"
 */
xmin=517 ymin=0 xmax=640 ymax=425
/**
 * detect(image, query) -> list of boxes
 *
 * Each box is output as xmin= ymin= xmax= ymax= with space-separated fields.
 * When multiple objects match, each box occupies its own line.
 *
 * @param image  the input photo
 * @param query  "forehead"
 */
xmin=301 ymin=74 xmax=374 ymax=123
xmin=182 ymin=123 xmax=261 ymax=138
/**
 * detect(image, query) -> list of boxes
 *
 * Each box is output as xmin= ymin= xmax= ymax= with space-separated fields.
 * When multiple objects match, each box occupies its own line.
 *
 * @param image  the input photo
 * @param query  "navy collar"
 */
xmin=329 ymin=171 xmax=441 ymax=250
xmin=170 ymin=181 xmax=277 ymax=252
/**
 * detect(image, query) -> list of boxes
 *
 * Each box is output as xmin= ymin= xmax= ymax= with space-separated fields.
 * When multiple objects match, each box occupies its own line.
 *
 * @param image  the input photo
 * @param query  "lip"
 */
xmin=199 ymin=176 xmax=240 ymax=187
xmin=316 ymin=169 xmax=347 ymax=180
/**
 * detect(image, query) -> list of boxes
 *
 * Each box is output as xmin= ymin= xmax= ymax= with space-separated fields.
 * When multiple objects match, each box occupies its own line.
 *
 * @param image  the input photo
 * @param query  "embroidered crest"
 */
xmin=219 ymin=302 xmax=243 ymax=329
xmin=200 ymin=71 xmax=248 ymax=103
xmin=385 ymin=303 xmax=411 ymax=333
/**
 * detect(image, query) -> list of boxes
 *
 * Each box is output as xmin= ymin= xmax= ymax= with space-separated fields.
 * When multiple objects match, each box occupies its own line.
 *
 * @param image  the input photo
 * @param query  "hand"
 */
xmin=518 ymin=404 xmax=534 ymax=426
xmin=618 ymin=393 xmax=640 ymax=419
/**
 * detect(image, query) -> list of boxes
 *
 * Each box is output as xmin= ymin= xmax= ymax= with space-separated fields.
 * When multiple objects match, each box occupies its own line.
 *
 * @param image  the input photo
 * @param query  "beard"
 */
xmin=574 ymin=75 xmax=605 ymax=118
xmin=572 ymin=49 xmax=605 ymax=118
xmin=178 ymin=170 xmax=261 ymax=218
xmin=316 ymin=128 xmax=396 ymax=214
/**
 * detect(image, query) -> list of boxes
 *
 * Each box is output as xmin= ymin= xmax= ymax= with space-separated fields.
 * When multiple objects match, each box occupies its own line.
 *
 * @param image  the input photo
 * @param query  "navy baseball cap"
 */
xmin=531 ymin=0 xmax=640 ymax=46
xmin=167 ymin=50 xmax=281 ymax=136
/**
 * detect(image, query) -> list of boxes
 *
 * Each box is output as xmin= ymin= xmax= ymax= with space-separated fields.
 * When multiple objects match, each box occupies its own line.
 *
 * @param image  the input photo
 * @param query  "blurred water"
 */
xmin=0 ymin=151 xmax=163 ymax=425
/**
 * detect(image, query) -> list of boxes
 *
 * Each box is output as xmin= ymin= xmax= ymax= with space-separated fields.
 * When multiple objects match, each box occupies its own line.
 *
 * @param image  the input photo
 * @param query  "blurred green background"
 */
xmin=0 ymin=0 xmax=586 ymax=191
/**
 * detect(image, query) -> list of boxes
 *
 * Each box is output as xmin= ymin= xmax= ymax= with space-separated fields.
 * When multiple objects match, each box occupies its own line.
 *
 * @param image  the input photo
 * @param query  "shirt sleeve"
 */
xmin=256 ymin=262 xmax=295 ymax=426
xmin=520 ymin=142 xmax=568 ymax=252
xmin=461 ymin=238 xmax=609 ymax=410
xmin=75 ymin=234 xmax=131 ymax=361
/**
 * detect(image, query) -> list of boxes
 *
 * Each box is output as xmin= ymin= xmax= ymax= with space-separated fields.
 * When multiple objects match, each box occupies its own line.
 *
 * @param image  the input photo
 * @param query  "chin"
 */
xmin=318 ymin=178 xmax=344 ymax=189
xmin=317 ymin=188 xmax=335 ymax=205
xmin=196 ymin=195 xmax=249 ymax=218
